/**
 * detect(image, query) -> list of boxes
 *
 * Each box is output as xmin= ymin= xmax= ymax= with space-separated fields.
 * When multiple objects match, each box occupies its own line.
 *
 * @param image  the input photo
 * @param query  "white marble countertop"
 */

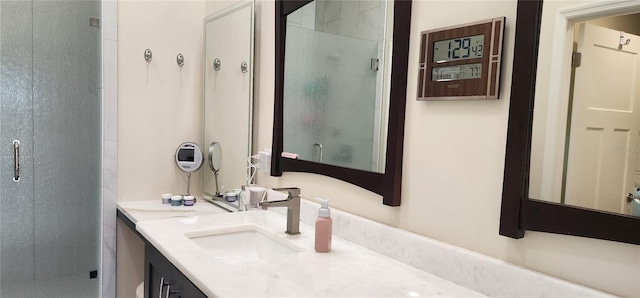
xmin=135 ymin=210 xmax=485 ymax=297
xmin=117 ymin=199 xmax=228 ymax=223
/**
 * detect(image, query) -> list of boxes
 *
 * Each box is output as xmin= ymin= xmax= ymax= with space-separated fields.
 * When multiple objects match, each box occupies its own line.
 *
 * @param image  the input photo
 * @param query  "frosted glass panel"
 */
xmin=1 ymin=0 xmax=100 ymax=297
xmin=32 ymin=1 xmax=100 ymax=296
xmin=1 ymin=1 xmax=36 ymax=297
xmin=283 ymin=25 xmax=380 ymax=172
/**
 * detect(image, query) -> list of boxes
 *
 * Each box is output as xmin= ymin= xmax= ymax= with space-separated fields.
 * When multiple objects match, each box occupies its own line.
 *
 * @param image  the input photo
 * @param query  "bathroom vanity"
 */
xmin=117 ymin=200 xmax=485 ymax=297
xmin=117 ymin=198 xmax=609 ymax=297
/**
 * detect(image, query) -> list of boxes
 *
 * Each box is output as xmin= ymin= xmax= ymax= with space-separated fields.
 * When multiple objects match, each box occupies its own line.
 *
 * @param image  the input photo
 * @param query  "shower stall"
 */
xmin=0 ymin=0 xmax=102 ymax=297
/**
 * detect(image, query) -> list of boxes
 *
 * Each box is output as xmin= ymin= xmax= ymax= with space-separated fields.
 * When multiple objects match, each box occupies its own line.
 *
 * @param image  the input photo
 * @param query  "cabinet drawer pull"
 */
xmin=165 ymin=284 xmax=181 ymax=298
xmin=158 ymin=277 xmax=165 ymax=298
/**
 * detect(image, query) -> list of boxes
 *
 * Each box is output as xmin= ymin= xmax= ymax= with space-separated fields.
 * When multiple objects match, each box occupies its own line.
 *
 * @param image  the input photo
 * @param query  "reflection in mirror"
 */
xmin=282 ymin=0 xmax=393 ymax=173
xmin=208 ymin=142 xmax=223 ymax=197
xmin=202 ymin=0 xmax=254 ymax=204
xmin=529 ymin=12 xmax=640 ymax=216
xmin=274 ymin=0 xmax=411 ymax=206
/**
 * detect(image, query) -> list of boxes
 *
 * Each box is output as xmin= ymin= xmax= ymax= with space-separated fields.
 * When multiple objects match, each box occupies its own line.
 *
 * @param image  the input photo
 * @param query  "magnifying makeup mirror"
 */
xmin=208 ymin=142 xmax=222 ymax=197
xmin=175 ymin=142 xmax=204 ymax=196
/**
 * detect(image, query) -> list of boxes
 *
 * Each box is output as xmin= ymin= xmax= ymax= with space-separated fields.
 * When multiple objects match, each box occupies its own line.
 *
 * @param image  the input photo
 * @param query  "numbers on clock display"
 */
xmin=433 ymin=34 xmax=484 ymax=62
xmin=447 ymin=37 xmax=482 ymax=59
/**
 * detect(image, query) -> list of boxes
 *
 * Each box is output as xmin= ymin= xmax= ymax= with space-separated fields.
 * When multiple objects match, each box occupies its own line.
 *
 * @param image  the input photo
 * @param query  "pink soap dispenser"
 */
xmin=315 ymin=198 xmax=332 ymax=253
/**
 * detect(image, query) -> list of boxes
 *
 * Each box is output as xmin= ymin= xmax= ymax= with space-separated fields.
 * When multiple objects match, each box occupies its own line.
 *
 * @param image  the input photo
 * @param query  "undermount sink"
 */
xmin=184 ymin=224 xmax=304 ymax=264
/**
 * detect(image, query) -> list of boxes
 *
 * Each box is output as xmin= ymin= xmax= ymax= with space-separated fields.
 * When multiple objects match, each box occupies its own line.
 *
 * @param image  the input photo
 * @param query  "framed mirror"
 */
xmin=272 ymin=0 xmax=412 ymax=206
xmin=202 ymin=0 xmax=255 ymax=204
xmin=500 ymin=0 xmax=640 ymax=245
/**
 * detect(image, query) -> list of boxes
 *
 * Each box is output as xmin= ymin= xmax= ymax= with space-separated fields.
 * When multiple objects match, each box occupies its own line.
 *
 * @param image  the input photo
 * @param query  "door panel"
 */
xmin=564 ymin=23 xmax=640 ymax=214
xmin=1 ymin=1 xmax=100 ymax=297
xmin=31 ymin=1 xmax=100 ymax=296
xmin=0 ymin=1 xmax=36 ymax=296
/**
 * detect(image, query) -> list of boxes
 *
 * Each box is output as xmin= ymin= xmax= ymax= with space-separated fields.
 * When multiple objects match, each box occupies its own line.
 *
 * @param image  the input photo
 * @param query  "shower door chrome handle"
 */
xmin=314 ymin=143 xmax=323 ymax=163
xmin=13 ymin=140 xmax=20 ymax=182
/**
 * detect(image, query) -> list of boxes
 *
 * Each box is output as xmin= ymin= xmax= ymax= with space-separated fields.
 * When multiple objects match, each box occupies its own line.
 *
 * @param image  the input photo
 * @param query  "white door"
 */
xmin=564 ymin=23 xmax=640 ymax=214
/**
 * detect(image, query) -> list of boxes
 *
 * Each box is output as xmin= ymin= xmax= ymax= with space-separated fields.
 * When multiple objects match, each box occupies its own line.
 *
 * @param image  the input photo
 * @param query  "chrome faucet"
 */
xmin=258 ymin=187 xmax=301 ymax=235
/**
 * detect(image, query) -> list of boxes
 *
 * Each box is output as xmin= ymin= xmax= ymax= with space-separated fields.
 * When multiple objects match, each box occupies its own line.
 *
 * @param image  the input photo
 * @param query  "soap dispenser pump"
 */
xmin=315 ymin=198 xmax=332 ymax=253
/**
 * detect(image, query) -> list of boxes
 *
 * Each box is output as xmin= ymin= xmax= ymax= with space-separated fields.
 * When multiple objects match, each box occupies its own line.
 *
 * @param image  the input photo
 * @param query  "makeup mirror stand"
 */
xmin=185 ymin=172 xmax=192 ymax=196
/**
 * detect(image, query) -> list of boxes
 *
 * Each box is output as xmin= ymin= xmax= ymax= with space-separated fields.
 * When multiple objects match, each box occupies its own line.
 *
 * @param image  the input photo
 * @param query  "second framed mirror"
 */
xmin=272 ymin=0 xmax=412 ymax=206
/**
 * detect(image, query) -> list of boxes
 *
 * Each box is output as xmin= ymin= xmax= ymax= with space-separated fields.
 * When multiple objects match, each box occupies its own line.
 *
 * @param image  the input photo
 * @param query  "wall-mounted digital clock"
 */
xmin=417 ymin=17 xmax=505 ymax=101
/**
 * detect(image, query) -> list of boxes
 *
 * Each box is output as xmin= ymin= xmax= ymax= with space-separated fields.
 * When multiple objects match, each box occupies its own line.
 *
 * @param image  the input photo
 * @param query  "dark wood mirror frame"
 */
xmin=271 ymin=0 xmax=412 ymax=206
xmin=500 ymin=0 xmax=640 ymax=245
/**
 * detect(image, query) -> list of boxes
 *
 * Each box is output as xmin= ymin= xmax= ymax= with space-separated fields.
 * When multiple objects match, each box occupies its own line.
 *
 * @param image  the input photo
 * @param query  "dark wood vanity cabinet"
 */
xmin=144 ymin=240 xmax=207 ymax=298
xmin=117 ymin=210 xmax=208 ymax=297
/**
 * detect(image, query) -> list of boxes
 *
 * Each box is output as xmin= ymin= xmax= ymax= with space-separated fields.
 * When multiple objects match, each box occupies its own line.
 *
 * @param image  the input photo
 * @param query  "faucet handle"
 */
xmin=272 ymin=187 xmax=300 ymax=197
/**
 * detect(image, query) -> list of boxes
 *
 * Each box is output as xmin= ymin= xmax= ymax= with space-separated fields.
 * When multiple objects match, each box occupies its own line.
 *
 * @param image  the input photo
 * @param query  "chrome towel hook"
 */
xmin=144 ymin=49 xmax=152 ymax=62
xmin=240 ymin=61 xmax=248 ymax=73
xmin=176 ymin=53 xmax=185 ymax=66
xmin=619 ymin=32 xmax=631 ymax=50
xmin=213 ymin=58 xmax=221 ymax=71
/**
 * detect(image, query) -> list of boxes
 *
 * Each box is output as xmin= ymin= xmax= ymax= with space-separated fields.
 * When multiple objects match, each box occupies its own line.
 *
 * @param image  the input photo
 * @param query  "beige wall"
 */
xmin=116 ymin=1 xmax=205 ymax=296
xmin=116 ymin=220 xmax=144 ymax=298
xmin=116 ymin=1 xmax=640 ymax=297
xmin=118 ymin=0 xmax=205 ymax=203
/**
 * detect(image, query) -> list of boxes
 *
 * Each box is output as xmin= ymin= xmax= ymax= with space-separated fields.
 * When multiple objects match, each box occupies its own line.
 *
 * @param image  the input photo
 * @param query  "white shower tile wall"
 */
xmin=102 ymin=141 xmax=117 ymax=238
xmin=287 ymin=1 xmax=316 ymax=30
xmin=269 ymin=196 xmax=613 ymax=297
xmin=323 ymin=0 xmax=342 ymax=24
xmin=101 ymin=236 xmax=116 ymax=298
xmin=287 ymin=0 xmax=385 ymax=42
xmin=103 ymin=40 xmax=118 ymax=142
xmin=101 ymin=0 xmax=118 ymax=297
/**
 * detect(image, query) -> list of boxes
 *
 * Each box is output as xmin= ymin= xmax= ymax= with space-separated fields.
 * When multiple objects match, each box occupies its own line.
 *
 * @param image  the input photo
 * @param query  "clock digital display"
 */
xmin=432 ymin=34 xmax=484 ymax=62
xmin=432 ymin=64 xmax=482 ymax=81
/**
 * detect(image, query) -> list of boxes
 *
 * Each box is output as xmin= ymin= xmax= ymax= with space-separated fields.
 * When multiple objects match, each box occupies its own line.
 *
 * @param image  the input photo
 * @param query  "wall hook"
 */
xmin=144 ymin=49 xmax=152 ymax=62
xmin=177 ymin=53 xmax=185 ymax=66
xmin=214 ymin=58 xmax=221 ymax=71
xmin=240 ymin=61 xmax=248 ymax=73
xmin=619 ymin=32 xmax=631 ymax=50
xmin=240 ymin=61 xmax=249 ymax=73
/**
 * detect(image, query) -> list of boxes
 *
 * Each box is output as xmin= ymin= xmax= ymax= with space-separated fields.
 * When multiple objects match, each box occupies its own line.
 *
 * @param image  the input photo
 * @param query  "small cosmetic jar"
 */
xmin=171 ymin=195 xmax=183 ymax=206
xmin=225 ymin=192 xmax=237 ymax=202
xmin=183 ymin=195 xmax=195 ymax=206
xmin=162 ymin=193 xmax=172 ymax=204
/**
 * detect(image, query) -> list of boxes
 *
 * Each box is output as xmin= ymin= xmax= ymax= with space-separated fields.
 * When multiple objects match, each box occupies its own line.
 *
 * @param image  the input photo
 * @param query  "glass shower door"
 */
xmin=1 ymin=1 xmax=101 ymax=297
xmin=1 ymin=1 xmax=37 ymax=296
xmin=283 ymin=25 xmax=381 ymax=172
